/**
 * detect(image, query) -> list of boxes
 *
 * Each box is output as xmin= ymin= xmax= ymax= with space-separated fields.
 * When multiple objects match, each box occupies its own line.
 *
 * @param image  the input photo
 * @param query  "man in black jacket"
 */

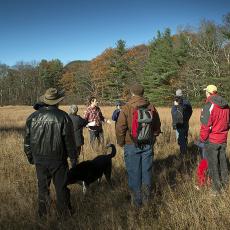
xmin=171 ymin=89 xmax=193 ymax=155
xmin=24 ymin=88 xmax=77 ymax=218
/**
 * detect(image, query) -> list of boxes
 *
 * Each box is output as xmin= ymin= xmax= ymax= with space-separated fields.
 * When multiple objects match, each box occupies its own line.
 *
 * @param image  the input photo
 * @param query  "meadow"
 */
xmin=0 ymin=105 xmax=230 ymax=230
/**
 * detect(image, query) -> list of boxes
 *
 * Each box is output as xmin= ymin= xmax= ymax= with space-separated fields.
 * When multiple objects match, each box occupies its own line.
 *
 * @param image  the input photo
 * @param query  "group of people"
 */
xmin=171 ymin=85 xmax=230 ymax=196
xmin=24 ymin=83 xmax=230 ymax=218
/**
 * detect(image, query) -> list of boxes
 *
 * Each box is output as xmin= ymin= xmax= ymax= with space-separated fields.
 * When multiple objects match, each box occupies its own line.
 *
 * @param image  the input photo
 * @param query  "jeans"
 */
xmin=124 ymin=144 xmax=153 ymax=207
xmin=176 ymin=124 xmax=189 ymax=155
xmin=35 ymin=160 xmax=71 ymax=217
xmin=89 ymin=129 xmax=104 ymax=145
xmin=205 ymin=142 xmax=228 ymax=192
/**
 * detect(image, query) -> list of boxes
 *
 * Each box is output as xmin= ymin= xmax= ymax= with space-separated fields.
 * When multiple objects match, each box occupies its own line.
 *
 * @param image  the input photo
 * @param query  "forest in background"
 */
xmin=0 ymin=12 xmax=229 ymax=106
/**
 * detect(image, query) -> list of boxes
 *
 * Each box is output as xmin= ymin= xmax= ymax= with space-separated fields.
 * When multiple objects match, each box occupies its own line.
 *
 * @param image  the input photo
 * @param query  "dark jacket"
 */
xmin=69 ymin=114 xmax=88 ymax=147
xmin=200 ymin=94 xmax=230 ymax=144
xmin=112 ymin=109 xmax=121 ymax=122
xmin=171 ymin=98 xmax=193 ymax=129
xmin=24 ymin=106 xmax=77 ymax=163
xmin=116 ymin=96 xmax=161 ymax=146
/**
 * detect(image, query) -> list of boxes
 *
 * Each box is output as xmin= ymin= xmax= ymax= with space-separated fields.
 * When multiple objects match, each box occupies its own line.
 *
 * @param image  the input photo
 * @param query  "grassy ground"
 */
xmin=0 ymin=106 xmax=230 ymax=230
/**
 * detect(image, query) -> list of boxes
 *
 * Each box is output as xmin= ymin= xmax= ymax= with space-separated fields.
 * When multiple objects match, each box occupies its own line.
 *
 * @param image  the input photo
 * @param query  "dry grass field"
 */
xmin=0 ymin=105 xmax=230 ymax=230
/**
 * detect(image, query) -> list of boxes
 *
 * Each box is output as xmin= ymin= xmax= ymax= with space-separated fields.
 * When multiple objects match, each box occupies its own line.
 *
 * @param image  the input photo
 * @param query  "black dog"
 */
xmin=67 ymin=144 xmax=116 ymax=192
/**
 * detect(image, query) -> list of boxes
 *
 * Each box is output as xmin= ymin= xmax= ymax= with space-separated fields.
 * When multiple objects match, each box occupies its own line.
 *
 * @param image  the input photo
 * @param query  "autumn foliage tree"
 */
xmin=0 ymin=12 xmax=229 ymax=106
xmin=90 ymin=48 xmax=115 ymax=101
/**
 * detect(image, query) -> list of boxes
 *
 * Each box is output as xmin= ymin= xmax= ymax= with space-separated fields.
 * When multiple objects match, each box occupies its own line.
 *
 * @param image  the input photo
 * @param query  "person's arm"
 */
xmin=200 ymin=102 xmax=213 ymax=142
xmin=171 ymin=105 xmax=177 ymax=129
xmin=24 ymin=115 xmax=34 ymax=164
xmin=79 ymin=116 xmax=88 ymax=128
xmin=152 ymin=106 xmax=161 ymax=135
xmin=63 ymin=115 xmax=77 ymax=166
xmin=115 ymin=108 xmax=128 ymax=147
xmin=229 ymin=108 xmax=230 ymax=130
xmin=98 ymin=107 xmax=105 ymax=122
xmin=184 ymin=100 xmax=193 ymax=120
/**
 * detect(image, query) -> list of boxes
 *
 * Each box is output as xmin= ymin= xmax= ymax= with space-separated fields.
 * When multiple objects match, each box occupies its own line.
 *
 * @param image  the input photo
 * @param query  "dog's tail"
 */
xmin=106 ymin=144 xmax=116 ymax=158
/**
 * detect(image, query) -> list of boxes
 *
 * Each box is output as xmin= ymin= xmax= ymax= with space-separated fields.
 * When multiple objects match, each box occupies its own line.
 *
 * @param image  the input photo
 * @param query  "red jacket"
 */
xmin=200 ymin=94 xmax=230 ymax=144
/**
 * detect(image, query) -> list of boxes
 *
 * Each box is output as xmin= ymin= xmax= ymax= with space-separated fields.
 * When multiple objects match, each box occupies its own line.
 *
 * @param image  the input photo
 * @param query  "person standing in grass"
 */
xmin=171 ymin=89 xmax=193 ymax=155
xmin=200 ymin=85 xmax=230 ymax=194
xmin=116 ymin=83 xmax=161 ymax=207
xmin=84 ymin=97 xmax=106 ymax=146
xmin=112 ymin=101 xmax=122 ymax=123
xmin=24 ymin=88 xmax=77 ymax=218
xmin=68 ymin=104 xmax=88 ymax=157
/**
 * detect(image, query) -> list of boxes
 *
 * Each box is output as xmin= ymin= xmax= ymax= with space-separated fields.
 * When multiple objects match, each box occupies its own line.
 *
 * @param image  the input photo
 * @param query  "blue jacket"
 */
xmin=112 ymin=109 xmax=121 ymax=122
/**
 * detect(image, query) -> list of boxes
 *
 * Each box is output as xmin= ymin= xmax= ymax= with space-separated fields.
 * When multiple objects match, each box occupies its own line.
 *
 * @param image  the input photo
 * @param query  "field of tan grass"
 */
xmin=0 ymin=105 xmax=230 ymax=229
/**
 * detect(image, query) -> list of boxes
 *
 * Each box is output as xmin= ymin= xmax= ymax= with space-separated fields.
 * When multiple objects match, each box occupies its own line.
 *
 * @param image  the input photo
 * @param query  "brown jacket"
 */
xmin=115 ymin=96 xmax=161 ymax=146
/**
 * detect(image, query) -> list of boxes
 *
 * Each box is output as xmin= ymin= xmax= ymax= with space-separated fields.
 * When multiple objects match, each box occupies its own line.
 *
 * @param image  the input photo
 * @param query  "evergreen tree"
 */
xmin=109 ymin=39 xmax=136 ymax=100
xmin=38 ymin=59 xmax=63 ymax=89
xmin=143 ymin=29 xmax=182 ymax=105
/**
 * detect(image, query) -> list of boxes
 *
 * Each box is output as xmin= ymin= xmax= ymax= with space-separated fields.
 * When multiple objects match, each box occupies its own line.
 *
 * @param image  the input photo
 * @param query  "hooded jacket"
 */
xmin=200 ymin=94 xmax=230 ymax=144
xmin=115 ymin=96 xmax=161 ymax=146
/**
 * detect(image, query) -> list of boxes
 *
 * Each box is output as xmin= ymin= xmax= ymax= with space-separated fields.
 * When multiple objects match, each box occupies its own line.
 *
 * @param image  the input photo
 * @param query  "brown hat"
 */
xmin=40 ymin=88 xmax=65 ymax=105
xmin=130 ymin=83 xmax=144 ymax=96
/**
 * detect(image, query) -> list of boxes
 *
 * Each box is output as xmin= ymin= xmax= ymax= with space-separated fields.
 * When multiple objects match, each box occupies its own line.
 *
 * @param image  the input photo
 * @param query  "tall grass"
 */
xmin=0 ymin=106 xmax=229 ymax=229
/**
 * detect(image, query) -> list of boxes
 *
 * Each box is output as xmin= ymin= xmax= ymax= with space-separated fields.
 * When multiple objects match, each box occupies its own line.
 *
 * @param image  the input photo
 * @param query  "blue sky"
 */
xmin=0 ymin=0 xmax=229 ymax=66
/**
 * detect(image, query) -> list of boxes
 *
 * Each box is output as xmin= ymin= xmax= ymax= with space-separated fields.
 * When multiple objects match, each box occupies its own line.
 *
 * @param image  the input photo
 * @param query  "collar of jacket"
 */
xmin=44 ymin=105 xmax=59 ymax=110
xmin=128 ymin=95 xmax=150 ymax=108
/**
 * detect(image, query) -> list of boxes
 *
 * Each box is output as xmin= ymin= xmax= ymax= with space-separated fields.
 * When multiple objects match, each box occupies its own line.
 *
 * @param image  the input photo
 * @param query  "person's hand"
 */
xmin=106 ymin=119 xmax=112 ymax=124
xmin=174 ymin=101 xmax=179 ymax=106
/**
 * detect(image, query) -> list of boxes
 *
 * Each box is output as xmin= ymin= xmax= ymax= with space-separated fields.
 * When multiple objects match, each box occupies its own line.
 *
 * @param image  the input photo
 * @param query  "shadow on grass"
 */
xmin=153 ymin=142 xmax=200 ymax=195
xmin=0 ymin=126 xmax=24 ymax=136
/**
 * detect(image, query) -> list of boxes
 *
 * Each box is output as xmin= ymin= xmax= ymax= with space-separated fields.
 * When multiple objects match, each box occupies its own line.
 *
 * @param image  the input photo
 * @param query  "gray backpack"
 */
xmin=131 ymin=107 xmax=153 ymax=145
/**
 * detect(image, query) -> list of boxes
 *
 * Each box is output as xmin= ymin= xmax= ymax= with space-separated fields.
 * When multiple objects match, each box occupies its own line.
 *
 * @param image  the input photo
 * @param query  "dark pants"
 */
xmin=176 ymin=124 xmax=189 ymax=155
xmin=76 ymin=146 xmax=82 ymax=155
xmin=35 ymin=160 xmax=71 ymax=217
xmin=206 ymin=142 xmax=228 ymax=192
xmin=89 ymin=129 xmax=104 ymax=145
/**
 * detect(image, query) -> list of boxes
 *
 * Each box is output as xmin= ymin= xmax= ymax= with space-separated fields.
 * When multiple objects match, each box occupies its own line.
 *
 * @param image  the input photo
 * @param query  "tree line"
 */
xmin=0 ymin=13 xmax=229 ymax=106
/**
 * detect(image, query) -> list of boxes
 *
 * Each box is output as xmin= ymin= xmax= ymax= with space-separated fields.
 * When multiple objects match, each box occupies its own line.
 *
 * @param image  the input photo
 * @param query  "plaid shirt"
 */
xmin=84 ymin=106 xmax=105 ymax=130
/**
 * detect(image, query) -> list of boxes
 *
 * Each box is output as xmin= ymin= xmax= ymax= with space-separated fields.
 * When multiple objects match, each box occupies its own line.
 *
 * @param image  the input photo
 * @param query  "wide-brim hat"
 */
xmin=40 ymin=88 xmax=65 ymax=105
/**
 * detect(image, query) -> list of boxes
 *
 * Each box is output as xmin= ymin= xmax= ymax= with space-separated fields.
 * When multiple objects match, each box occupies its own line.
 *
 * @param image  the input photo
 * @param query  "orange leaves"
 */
xmin=59 ymin=71 xmax=76 ymax=94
